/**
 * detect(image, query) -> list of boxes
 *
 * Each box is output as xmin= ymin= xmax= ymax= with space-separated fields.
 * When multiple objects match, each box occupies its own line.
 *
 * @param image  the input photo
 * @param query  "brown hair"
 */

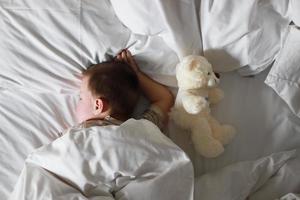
xmin=83 ymin=61 xmax=140 ymax=120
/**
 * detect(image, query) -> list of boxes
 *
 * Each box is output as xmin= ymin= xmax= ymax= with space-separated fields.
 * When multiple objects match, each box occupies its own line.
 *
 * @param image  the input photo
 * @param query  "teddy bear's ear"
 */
xmin=189 ymin=60 xmax=199 ymax=71
xmin=176 ymin=57 xmax=209 ymax=89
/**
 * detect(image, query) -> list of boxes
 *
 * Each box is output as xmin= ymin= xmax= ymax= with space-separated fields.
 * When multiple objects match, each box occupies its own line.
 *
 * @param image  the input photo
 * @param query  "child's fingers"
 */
xmin=126 ymin=49 xmax=132 ymax=56
xmin=126 ymin=50 xmax=138 ymax=66
xmin=115 ymin=54 xmax=122 ymax=61
xmin=121 ymin=50 xmax=129 ymax=63
xmin=126 ymin=50 xmax=134 ymax=65
xmin=114 ymin=51 xmax=123 ymax=61
xmin=125 ymin=50 xmax=140 ymax=72
xmin=125 ymin=50 xmax=133 ymax=60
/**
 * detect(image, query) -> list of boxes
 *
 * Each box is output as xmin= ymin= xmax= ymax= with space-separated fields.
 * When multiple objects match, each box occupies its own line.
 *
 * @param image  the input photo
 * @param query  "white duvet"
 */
xmin=2 ymin=0 xmax=300 ymax=199
xmin=9 ymin=119 xmax=194 ymax=200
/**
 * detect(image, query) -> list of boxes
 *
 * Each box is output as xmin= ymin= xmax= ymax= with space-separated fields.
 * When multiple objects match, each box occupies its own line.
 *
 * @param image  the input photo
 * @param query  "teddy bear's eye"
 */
xmin=207 ymin=72 xmax=211 ymax=75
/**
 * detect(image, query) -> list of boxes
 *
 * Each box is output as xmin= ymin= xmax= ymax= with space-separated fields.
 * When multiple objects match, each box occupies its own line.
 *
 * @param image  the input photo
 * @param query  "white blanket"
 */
xmin=194 ymin=150 xmax=297 ymax=200
xmin=265 ymin=26 xmax=300 ymax=118
xmin=200 ymin=0 xmax=291 ymax=75
xmin=2 ymin=0 xmax=300 ymax=199
xmin=9 ymin=119 xmax=194 ymax=200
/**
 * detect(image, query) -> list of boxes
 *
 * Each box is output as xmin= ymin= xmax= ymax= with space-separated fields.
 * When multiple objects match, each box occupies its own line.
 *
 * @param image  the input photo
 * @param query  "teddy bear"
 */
xmin=169 ymin=55 xmax=236 ymax=158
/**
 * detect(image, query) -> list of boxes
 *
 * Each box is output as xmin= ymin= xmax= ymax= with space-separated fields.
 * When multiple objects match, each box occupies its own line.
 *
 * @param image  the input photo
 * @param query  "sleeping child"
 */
xmin=9 ymin=50 xmax=194 ymax=200
xmin=75 ymin=49 xmax=173 ymax=131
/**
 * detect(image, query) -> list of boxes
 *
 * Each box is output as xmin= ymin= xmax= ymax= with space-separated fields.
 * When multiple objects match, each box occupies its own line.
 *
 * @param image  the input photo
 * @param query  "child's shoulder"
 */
xmin=137 ymin=105 xmax=164 ymax=130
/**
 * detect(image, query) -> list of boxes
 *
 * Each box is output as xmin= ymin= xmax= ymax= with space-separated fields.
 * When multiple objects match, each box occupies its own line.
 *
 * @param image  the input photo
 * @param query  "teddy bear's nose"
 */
xmin=214 ymin=72 xmax=220 ymax=79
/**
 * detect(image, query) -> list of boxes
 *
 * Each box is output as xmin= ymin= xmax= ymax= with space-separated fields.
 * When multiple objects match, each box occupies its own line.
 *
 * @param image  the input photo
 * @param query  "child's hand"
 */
xmin=115 ymin=49 xmax=140 ymax=74
xmin=117 ymin=48 xmax=174 ymax=126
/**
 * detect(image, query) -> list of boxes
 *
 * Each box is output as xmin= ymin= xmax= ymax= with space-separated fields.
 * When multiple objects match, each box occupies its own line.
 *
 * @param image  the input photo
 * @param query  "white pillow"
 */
xmin=0 ymin=0 xmax=181 ymax=92
xmin=265 ymin=26 xmax=300 ymax=118
xmin=110 ymin=0 xmax=202 ymax=59
xmin=0 ymin=0 xmax=140 ymax=93
xmin=194 ymin=150 xmax=296 ymax=200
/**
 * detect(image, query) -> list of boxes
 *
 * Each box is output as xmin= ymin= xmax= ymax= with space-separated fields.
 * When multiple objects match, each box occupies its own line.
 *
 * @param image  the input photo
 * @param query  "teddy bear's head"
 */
xmin=176 ymin=55 xmax=219 ymax=90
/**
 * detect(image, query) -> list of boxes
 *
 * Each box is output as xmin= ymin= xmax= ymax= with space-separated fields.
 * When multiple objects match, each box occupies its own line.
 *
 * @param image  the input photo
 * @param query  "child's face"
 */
xmin=75 ymin=76 xmax=95 ymax=123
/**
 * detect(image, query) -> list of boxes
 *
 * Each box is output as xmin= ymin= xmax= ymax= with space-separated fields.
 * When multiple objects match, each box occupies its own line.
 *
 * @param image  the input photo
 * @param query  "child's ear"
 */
xmin=93 ymin=98 xmax=104 ymax=115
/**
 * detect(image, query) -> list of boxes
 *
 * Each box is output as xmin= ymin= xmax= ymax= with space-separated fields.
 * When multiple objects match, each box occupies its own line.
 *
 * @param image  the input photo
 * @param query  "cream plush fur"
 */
xmin=170 ymin=55 xmax=236 ymax=158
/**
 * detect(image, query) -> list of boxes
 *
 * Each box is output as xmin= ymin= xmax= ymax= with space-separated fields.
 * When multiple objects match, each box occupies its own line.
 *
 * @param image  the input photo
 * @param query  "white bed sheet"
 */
xmin=0 ymin=1 xmax=180 ymax=197
xmin=168 ymin=68 xmax=300 ymax=177
xmin=1 ymin=0 xmax=300 ymax=199
xmin=248 ymin=149 xmax=300 ymax=199
xmin=0 ymin=0 xmax=179 ymax=93
xmin=2 ymin=69 xmax=300 ymax=199
xmin=110 ymin=0 xmax=202 ymax=59
xmin=194 ymin=150 xmax=297 ymax=200
xmin=265 ymin=26 xmax=300 ymax=118
xmin=0 ymin=89 xmax=78 ymax=198
xmin=200 ymin=0 xmax=291 ymax=75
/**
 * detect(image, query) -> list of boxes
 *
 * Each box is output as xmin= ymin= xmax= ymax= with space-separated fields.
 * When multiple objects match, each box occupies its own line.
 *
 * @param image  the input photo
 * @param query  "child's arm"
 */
xmin=116 ymin=50 xmax=174 ymax=123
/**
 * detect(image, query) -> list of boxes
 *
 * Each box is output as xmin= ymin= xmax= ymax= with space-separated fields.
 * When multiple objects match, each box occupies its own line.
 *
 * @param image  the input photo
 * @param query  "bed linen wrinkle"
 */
xmin=1 ymin=0 xmax=300 ymax=199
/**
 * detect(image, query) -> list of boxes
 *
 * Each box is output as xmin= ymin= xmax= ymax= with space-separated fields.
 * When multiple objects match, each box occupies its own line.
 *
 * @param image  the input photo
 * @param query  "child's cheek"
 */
xmin=75 ymin=101 xmax=94 ymax=123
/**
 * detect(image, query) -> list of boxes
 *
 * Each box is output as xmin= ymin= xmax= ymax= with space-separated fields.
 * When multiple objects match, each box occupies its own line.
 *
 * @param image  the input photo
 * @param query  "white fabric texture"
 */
xmin=265 ymin=26 xmax=300 ymax=118
xmin=9 ymin=119 xmax=194 ymax=200
xmin=110 ymin=0 xmax=202 ymax=60
xmin=280 ymin=193 xmax=300 ymax=200
xmin=0 ymin=89 xmax=78 ymax=198
xmin=290 ymin=0 xmax=300 ymax=26
xmin=3 ymin=69 xmax=300 ymax=200
xmin=0 ymin=0 xmax=179 ymax=92
xmin=200 ymin=0 xmax=291 ymax=75
xmin=194 ymin=150 xmax=296 ymax=200
xmin=248 ymin=149 xmax=300 ymax=200
xmin=1 ymin=0 xmax=300 ymax=199
xmin=168 ymin=69 xmax=300 ymax=177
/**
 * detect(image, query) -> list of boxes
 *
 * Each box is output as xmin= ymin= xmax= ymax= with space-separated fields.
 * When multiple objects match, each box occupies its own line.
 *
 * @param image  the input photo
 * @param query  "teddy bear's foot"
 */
xmin=213 ymin=125 xmax=236 ymax=145
xmin=194 ymin=139 xmax=224 ymax=158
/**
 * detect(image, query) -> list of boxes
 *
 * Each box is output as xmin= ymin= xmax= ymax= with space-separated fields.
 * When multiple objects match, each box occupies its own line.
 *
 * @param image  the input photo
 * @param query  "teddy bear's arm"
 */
xmin=208 ymin=88 xmax=224 ymax=104
xmin=181 ymin=90 xmax=209 ymax=114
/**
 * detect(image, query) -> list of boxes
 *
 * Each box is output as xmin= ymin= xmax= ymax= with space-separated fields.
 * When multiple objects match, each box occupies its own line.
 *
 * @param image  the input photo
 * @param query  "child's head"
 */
xmin=76 ymin=61 xmax=140 ymax=123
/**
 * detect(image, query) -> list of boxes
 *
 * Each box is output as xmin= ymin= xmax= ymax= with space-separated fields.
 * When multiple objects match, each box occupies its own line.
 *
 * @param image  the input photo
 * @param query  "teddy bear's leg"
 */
xmin=208 ymin=115 xmax=236 ymax=145
xmin=208 ymin=88 xmax=224 ymax=105
xmin=191 ymin=118 xmax=224 ymax=158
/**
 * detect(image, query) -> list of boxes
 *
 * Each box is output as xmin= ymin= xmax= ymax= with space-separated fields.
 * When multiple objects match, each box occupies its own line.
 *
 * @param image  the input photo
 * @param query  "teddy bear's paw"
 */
xmin=194 ymin=139 xmax=224 ymax=158
xmin=183 ymin=96 xmax=209 ymax=114
xmin=217 ymin=125 xmax=237 ymax=145
xmin=209 ymin=88 xmax=224 ymax=104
